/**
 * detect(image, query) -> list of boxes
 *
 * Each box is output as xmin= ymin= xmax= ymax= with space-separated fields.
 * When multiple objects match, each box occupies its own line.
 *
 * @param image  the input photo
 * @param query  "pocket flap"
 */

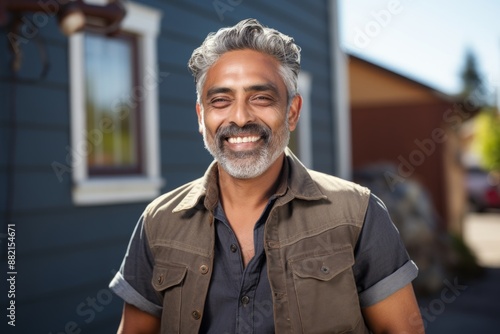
xmin=152 ymin=263 xmax=187 ymax=292
xmin=290 ymin=248 xmax=354 ymax=281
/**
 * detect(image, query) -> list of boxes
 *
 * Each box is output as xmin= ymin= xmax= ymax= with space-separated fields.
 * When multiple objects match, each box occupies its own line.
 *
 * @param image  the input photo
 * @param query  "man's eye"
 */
xmin=212 ymin=98 xmax=227 ymax=103
xmin=210 ymin=98 xmax=231 ymax=107
xmin=251 ymin=95 xmax=274 ymax=105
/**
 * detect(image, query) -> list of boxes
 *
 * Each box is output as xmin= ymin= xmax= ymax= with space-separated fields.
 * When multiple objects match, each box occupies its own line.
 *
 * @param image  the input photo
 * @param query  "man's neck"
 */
xmin=218 ymin=154 xmax=285 ymax=211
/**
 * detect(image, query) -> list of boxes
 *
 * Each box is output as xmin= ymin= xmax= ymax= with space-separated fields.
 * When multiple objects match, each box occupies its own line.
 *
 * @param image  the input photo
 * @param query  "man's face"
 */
xmin=196 ymin=49 xmax=301 ymax=179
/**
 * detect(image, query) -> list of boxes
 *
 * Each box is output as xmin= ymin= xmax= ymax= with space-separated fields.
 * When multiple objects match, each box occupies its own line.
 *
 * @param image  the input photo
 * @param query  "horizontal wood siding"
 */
xmin=0 ymin=1 xmax=335 ymax=332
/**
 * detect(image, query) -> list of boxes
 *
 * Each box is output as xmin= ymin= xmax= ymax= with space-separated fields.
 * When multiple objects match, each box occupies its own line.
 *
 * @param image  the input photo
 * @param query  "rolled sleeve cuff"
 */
xmin=109 ymin=271 xmax=162 ymax=317
xmin=359 ymin=260 xmax=418 ymax=308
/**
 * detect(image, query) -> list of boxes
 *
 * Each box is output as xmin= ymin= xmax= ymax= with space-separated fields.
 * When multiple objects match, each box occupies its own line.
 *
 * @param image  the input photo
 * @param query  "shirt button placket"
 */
xmin=241 ymin=295 xmax=250 ymax=305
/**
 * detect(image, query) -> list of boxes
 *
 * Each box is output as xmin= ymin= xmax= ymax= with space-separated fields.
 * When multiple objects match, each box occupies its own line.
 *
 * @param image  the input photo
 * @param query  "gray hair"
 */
xmin=188 ymin=18 xmax=301 ymax=104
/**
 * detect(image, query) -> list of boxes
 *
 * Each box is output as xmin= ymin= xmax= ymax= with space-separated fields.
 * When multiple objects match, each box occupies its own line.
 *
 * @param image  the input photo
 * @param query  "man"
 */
xmin=110 ymin=18 xmax=424 ymax=333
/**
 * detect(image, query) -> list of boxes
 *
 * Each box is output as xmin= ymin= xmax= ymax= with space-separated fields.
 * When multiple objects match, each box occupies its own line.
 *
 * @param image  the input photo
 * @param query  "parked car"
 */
xmin=466 ymin=167 xmax=500 ymax=212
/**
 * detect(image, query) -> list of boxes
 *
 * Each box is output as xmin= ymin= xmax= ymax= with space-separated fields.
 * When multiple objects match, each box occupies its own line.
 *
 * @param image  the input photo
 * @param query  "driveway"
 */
xmin=464 ymin=211 xmax=500 ymax=267
xmin=420 ymin=211 xmax=500 ymax=334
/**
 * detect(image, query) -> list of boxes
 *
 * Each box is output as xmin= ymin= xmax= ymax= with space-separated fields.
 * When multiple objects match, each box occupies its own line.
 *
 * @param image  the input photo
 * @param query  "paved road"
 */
xmin=464 ymin=211 xmax=500 ymax=267
xmin=420 ymin=211 xmax=500 ymax=334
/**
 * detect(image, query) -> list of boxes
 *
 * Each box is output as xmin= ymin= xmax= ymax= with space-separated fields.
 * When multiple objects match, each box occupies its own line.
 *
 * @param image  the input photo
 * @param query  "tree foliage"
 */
xmin=459 ymin=49 xmax=490 ymax=108
xmin=474 ymin=108 xmax=500 ymax=171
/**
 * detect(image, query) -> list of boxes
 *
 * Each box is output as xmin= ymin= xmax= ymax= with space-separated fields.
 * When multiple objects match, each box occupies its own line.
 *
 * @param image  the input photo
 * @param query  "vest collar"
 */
xmin=172 ymin=148 xmax=326 ymax=213
xmin=283 ymin=147 xmax=327 ymax=202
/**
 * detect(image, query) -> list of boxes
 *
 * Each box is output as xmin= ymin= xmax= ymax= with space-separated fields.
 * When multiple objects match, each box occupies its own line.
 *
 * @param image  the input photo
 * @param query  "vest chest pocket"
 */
xmin=289 ymin=249 xmax=364 ymax=333
xmin=152 ymin=263 xmax=187 ymax=333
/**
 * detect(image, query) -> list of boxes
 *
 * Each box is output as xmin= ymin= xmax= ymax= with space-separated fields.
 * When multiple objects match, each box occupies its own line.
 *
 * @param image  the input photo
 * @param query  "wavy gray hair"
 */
xmin=188 ymin=18 xmax=301 ymax=104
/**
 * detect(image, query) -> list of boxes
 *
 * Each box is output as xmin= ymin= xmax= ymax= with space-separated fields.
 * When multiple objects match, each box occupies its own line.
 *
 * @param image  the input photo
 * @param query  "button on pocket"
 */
xmin=152 ymin=263 xmax=187 ymax=291
xmin=290 ymin=249 xmax=353 ymax=281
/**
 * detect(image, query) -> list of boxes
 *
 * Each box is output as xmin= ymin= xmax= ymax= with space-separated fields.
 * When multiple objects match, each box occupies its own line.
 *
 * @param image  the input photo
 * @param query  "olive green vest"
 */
xmin=144 ymin=149 xmax=371 ymax=333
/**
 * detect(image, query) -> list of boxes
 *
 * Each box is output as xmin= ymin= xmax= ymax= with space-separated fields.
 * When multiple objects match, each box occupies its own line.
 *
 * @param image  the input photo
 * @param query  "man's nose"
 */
xmin=229 ymin=100 xmax=255 ymax=127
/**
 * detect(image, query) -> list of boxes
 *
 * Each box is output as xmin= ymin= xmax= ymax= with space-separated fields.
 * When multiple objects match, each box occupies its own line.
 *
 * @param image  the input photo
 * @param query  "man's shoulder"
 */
xmin=140 ymin=176 xmax=214 ymax=251
xmin=143 ymin=177 xmax=205 ymax=219
xmin=307 ymin=169 xmax=370 ymax=199
xmin=302 ymin=169 xmax=372 ymax=222
xmin=285 ymin=149 xmax=370 ymax=202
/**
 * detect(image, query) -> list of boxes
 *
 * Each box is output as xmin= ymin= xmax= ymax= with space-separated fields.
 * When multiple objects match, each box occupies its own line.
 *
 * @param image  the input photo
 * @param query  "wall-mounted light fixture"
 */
xmin=0 ymin=0 xmax=126 ymax=36
xmin=0 ymin=0 xmax=126 ymax=72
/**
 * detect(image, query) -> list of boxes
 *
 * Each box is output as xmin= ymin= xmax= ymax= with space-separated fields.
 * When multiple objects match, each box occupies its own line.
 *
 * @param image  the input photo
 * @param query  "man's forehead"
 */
xmin=201 ymin=50 xmax=285 ymax=96
xmin=205 ymin=50 xmax=280 ymax=77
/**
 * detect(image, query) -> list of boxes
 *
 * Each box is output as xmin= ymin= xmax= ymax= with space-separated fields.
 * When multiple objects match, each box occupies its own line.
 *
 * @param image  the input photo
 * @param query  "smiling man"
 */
xmin=110 ymin=19 xmax=424 ymax=333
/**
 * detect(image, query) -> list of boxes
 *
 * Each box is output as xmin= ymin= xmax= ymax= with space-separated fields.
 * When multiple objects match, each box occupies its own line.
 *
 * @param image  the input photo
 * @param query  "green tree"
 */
xmin=474 ymin=108 xmax=500 ymax=171
xmin=460 ymin=49 xmax=489 ymax=108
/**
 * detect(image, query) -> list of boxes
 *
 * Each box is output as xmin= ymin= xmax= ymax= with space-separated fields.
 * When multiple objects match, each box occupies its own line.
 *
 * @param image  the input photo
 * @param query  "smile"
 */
xmin=227 ymin=136 xmax=261 ymax=144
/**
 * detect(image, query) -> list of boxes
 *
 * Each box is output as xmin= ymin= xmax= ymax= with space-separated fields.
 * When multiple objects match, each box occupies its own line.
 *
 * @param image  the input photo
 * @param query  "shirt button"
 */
xmin=191 ymin=310 xmax=201 ymax=320
xmin=230 ymin=244 xmax=238 ymax=253
xmin=199 ymin=265 xmax=209 ymax=275
xmin=241 ymin=295 xmax=250 ymax=305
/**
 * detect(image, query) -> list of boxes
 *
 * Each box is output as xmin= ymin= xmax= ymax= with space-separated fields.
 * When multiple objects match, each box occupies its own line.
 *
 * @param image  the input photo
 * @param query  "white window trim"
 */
xmin=297 ymin=71 xmax=313 ymax=168
xmin=69 ymin=1 xmax=163 ymax=206
xmin=329 ymin=0 xmax=352 ymax=180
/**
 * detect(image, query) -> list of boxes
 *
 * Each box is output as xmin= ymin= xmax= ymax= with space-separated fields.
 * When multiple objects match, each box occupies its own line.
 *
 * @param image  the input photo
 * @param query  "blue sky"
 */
xmin=339 ymin=0 xmax=500 ymax=97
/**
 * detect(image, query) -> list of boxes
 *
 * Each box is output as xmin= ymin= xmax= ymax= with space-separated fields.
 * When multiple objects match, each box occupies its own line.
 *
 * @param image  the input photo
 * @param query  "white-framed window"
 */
xmin=289 ymin=71 xmax=313 ymax=168
xmin=69 ymin=1 xmax=163 ymax=205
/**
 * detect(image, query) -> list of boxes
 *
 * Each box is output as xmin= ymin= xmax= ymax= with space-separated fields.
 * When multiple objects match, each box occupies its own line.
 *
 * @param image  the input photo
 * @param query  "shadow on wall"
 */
xmin=353 ymin=163 xmax=483 ymax=297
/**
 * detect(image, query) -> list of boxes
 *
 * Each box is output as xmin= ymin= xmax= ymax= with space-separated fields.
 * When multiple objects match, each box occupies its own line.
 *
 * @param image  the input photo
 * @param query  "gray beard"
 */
xmin=202 ymin=122 xmax=289 ymax=179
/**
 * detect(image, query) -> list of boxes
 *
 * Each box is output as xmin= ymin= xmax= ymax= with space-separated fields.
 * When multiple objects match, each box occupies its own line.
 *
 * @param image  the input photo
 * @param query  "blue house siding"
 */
xmin=0 ymin=1 xmax=338 ymax=332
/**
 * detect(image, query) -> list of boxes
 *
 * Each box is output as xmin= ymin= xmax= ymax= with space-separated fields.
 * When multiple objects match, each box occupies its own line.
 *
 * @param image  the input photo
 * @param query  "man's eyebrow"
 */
xmin=205 ymin=83 xmax=279 ymax=99
xmin=206 ymin=87 xmax=234 ymax=99
xmin=244 ymin=83 xmax=279 ymax=94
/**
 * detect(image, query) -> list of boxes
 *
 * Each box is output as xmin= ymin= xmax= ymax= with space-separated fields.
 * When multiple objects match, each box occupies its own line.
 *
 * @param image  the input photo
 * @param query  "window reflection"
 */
xmin=84 ymin=32 xmax=141 ymax=175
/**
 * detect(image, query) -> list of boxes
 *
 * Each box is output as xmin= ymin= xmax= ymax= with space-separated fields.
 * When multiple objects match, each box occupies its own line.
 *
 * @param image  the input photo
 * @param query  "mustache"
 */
xmin=215 ymin=123 xmax=271 ymax=142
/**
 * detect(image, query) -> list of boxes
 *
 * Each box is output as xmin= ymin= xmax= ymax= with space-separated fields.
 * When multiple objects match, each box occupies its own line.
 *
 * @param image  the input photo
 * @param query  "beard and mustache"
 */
xmin=201 ymin=120 xmax=290 ymax=179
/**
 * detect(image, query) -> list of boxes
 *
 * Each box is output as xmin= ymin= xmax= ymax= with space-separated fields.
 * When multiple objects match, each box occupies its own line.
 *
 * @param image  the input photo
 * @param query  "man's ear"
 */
xmin=288 ymin=94 xmax=302 ymax=131
xmin=196 ymin=102 xmax=203 ymax=134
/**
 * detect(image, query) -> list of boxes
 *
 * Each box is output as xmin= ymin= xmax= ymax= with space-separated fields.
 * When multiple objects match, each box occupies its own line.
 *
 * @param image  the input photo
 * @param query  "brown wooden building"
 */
xmin=349 ymin=55 xmax=470 ymax=234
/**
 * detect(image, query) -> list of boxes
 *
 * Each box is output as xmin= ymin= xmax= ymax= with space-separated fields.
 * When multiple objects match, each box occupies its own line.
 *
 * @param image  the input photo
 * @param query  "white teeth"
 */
xmin=228 ymin=136 xmax=260 ymax=144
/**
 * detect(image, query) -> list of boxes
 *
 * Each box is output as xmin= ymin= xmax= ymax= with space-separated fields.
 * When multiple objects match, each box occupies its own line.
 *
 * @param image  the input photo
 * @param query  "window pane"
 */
xmin=84 ymin=32 xmax=141 ymax=175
